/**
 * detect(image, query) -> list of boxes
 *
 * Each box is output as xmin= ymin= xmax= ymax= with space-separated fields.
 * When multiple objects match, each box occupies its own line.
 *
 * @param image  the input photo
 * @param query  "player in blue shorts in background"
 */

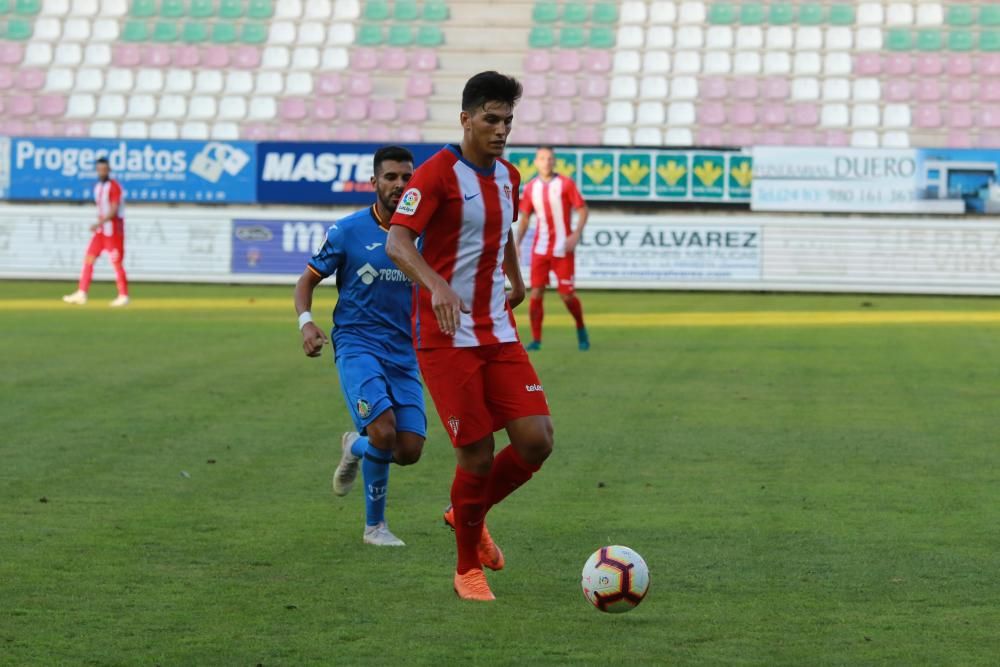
xmin=294 ymin=146 xmax=426 ymax=547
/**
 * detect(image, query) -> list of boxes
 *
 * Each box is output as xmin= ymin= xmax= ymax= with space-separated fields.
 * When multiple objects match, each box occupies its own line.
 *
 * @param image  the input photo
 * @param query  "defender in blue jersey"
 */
xmin=293 ymin=146 xmax=425 ymax=547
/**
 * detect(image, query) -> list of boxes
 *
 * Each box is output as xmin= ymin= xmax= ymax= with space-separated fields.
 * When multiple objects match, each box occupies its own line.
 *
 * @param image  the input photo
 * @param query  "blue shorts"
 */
xmin=335 ymin=352 xmax=427 ymax=438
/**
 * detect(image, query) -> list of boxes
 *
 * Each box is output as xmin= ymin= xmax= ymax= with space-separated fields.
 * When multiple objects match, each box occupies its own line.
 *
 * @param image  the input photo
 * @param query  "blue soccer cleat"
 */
xmin=577 ymin=327 xmax=590 ymax=351
xmin=525 ymin=340 xmax=542 ymax=351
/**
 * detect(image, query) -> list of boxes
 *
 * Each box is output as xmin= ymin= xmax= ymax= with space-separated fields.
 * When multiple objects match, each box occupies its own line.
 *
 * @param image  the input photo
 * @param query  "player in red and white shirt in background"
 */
xmin=63 ymin=157 xmax=129 ymax=307
xmin=515 ymin=146 xmax=590 ymax=351
xmin=387 ymin=71 xmax=553 ymax=602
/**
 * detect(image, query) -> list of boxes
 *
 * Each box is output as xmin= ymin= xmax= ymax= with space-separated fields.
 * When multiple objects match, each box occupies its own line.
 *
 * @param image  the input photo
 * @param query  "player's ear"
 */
xmin=460 ymin=110 xmax=471 ymax=130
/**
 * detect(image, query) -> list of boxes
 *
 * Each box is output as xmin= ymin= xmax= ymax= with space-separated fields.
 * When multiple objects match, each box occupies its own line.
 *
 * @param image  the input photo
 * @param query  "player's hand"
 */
xmin=507 ymin=281 xmax=526 ymax=309
xmin=565 ymin=233 xmax=581 ymax=254
xmin=89 ymin=223 xmax=101 ymax=232
xmin=301 ymin=322 xmax=328 ymax=357
xmin=431 ymin=282 xmax=469 ymax=336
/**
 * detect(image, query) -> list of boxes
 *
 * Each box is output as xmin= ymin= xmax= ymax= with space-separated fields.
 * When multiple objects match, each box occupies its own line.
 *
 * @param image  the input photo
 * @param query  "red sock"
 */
xmin=529 ymin=296 xmax=543 ymax=342
xmin=451 ymin=466 xmax=488 ymax=574
xmin=486 ymin=445 xmax=541 ymax=511
xmin=78 ymin=261 xmax=94 ymax=293
xmin=113 ymin=260 xmax=128 ymax=297
xmin=563 ymin=294 xmax=585 ymax=330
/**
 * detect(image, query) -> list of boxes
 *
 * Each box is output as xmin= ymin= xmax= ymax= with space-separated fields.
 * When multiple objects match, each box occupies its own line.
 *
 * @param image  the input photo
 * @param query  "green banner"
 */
xmin=617 ymin=153 xmax=652 ymax=197
xmin=691 ymin=154 xmax=726 ymax=199
xmin=580 ymin=151 xmax=615 ymax=197
xmin=728 ymin=155 xmax=753 ymax=200
xmin=654 ymin=154 xmax=690 ymax=198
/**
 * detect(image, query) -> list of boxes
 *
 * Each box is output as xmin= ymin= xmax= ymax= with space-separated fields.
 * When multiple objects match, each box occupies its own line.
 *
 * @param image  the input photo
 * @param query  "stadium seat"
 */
xmin=189 ymin=0 xmax=213 ymax=18
xmin=886 ymin=30 xmax=913 ymax=51
xmin=950 ymin=31 xmax=975 ymax=52
xmin=532 ymin=1 xmax=558 ymax=23
xmin=887 ymin=3 xmax=914 ymax=26
xmin=129 ymin=0 xmax=154 ymax=18
xmin=589 ymin=28 xmax=615 ymax=49
xmin=982 ymin=32 xmax=1000 ymax=52
xmin=416 ymin=25 xmax=442 ymax=47
xmin=916 ymin=54 xmax=944 ymax=75
xmin=357 ymin=23 xmax=382 ymax=45
xmin=917 ymin=30 xmax=943 ymax=51
xmin=160 ymin=0 xmax=183 ymax=18
xmin=592 ymin=2 xmax=616 ymax=24
xmin=247 ymin=0 xmax=272 ymax=19
xmin=984 ymin=6 xmax=1000 ymax=26
xmin=212 ymin=23 xmax=237 ymax=44
xmin=181 ymin=22 xmax=207 ymax=43
xmin=947 ymin=5 xmax=974 ymax=27
xmin=649 ymin=1 xmax=675 ymax=23
xmin=153 ymin=22 xmax=179 ymax=42
xmin=740 ymin=3 xmax=765 ymax=25
xmin=518 ymin=99 xmax=543 ymax=124
xmin=423 ymin=1 xmax=447 ymax=21
xmin=579 ymin=76 xmax=607 ymax=99
xmin=312 ymin=97 xmax=337 ymax=120
xmin=394 ymin=0 xmax=418 ymax=21
xmin=387 ymin=24 xmax=414 ymax=46
xmin=562 ymin=1 xmax=586 ymax=23
xmin=405 ymin=72 xmax=432 ymax=96
xmin=559 ymin=27 xmax=585 ymax=49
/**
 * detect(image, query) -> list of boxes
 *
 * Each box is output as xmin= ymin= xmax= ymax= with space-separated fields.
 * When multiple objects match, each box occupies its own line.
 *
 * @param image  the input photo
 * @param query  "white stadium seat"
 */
xmin=46 ymin=68 xmax=75 ymax=92
xmin=671 ymin=76 xmax=698 ymax=99
xmin=763 ymin=52 xmax=791 ymax=75
xmin=821 ymin=104 xmax=849 ymax=127
xmin=90 ymin=121 xmax=117 ymax=137
xmin=298 ymin=22 xmax=325 ymax=46
xmin=634 ymin=128 xmax=662 ymax=146
xmin=916 ymin=3 xmax=944 ymax=26
xmin=262 ymin=47 xmax=290 ymax=69
xmin=275 ymin=0 xmax=303 ymax=19
xmin=127 ymin=94 xmax=156 ymax=119
xmin=211 ymin=122 xmax=240 ymax=140
xmin=704 ymin=52 xmax=732 ymax=74
xmin=304 ymin=0 xmax=332 ymax=20
xmin=54 ymin=44 xmax=83 ymax=66
xmin=642 ymin=51 xmax=671 ymax=74
xmin=256 ymin=72 xmax=284 ymax=95
xmin=607 ymin=101 xmax=636 ymax=125
xmin=150 ymin=121 xmax=178 ymax=139
xmin=286 ymin=72 xmax=313 ymax=95
xmin=292 ymin=47 xmax=320 ymax=69
xmin=851 ymin=130 xmax=879 ymax=147
xmin=164 ymin=70 xmax=193 ymax=93
xmin=883 ymin=105 xmax=912 ymax=128
xmin=219 ymin=97 xmax=247 ymax=120
xmin=333 ymin=0 xmax=360 ymax=20
xmin=649 ymin=1 xmax=676 ymax=23
xmin=180 ymin=122 xmax=210 ymax=140
xmin=664 ymin=128 xmax=693 ymax=146
xmin=794 ymin=52 xmax=821 ymax=75
xmin=224 ymin=72 xmax=253 ymax=95
xmin=617 ymin=26 xmax=645 ymax=50
xmin=24 ymin=43 xmax=53 ymax=67
xmin=189 ymin=96 xmax=217 ymax=120
xmin=637 ymin=102 xmax=665 ymax=125
xmin=603 ymin=127 xmax=632 ymax=145
xmin=248 ymin=96 xmax=277 ymax=120
xmin=856 ymin=28 xmax=884 ymax=50
xmin=322 ymin=47 xmax=349 ymax=69
xmin=766 ymin=27 xmax=793 ymax=50
xmin=327 ymin=23 xmax=354 ymax=45
xmin=158 ymin=95 xmax=187 ymax=119
xmin=824 ymin=52 xmax=852 ymax=76
xmin=195 ymin=70 xmax=224 ymax=94
xmin=882 ymin=131 xmax=910 ymax=148
xmin=120 ymin=121 xmax=148 ymax=138
xmin=673 ymin=51 xmax=701 ymax=73
xmin=886 ymin=2 xmax=914 ymax=25
xmin=792 ymin=77 xmax=820 ymax=101
xmin=706 ymin=27 xmax=733 ymax=49
xmin=646 ymin=26 xmax=674 ymax=49
xmin=66 ymin=94 xmax=96 ymax=118
xmin=639 ymin=76 xmax=669 ymax=99
xmin=852 ymin=104 xmax=880 ymax=128
xmin=676 ymin=26 xmax=703 ymax=49
xmin=823 ymin=78 xmax=850 ymax=101
xmin=78 ymin=68 xmax=106 ymax=92
xmin=678 ymin=1 xmax=705 ymax=24
xmin=83 ymin=44 xmax=111 ymax=66
xmin=668 ymin=101 xmax=695 ymax=125
xmin=857 ymin=3 xmax=884 ymax=25
xmin=734 ymin=51 xmax=762 ymax=74
xmin=63 ymin=18 xmax=90 ymax=41
xmin=613 ymin=50 xmax=641 ymax=74
xmin=135 ymin=69 xmax=165 ymax=93
xmin=736 ymin=26 xmax=763 ymax=49
xmin=620 ymin=1 xmax=647 ymax=24
xmin=852 ymin=78 xmax=881 ymax=102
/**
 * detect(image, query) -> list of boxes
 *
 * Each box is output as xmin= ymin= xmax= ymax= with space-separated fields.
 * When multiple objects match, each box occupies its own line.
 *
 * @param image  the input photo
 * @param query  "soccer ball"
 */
xmin=581 ymin=545 xmax=650 ymax=613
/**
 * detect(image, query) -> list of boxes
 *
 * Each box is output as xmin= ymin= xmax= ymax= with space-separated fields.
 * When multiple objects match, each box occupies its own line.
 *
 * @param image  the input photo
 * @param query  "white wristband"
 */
xmin=298 ymin=311 xmax=314 ymax=331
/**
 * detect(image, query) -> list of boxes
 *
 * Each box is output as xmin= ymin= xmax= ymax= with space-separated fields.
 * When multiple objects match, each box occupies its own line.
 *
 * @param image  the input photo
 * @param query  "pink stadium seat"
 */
xmin=312 ymin=98 xmax=337 ymax=120
xmin=696 ymin=128 xmax=724 ymax=146
xmin=347 ymin=74 xmax=372 ymax=96
xmin=0 ymin=98 xmax=8 ymax=115
xmin=2 ymin=120 xmax=29 ymax=135
xmin=8 ymin=95 xmax=33 ymax=116
xmin=981 ymin=109 xmax=1000 ymax=128
xmin=551 ymin=77 xmax=577 ymax=98
xmin=396 ymin=125 xmax=423 ymax=142
xmin=984 ymin=82 xmax=1000 ymax=102
xmin=522 ymin=75 xmax=547 ymax=98
xmin=732 ymin=78 xmax=758 ymax=100
xmin=64 ymin=122 xmax=88 ymax=137
xmin=727 ymin=129 xmax=755 ymax=146
xmin=884 ymin=54 xmax=912 ymax=76
xmin=791 ymin=103 xmax=819 ymax=126
xmin=16 ymin=69 xmax=45 ymax=91
xmin=279 ymin=98 xmax=308 ymax=121
xmin=333 ymin=125 xmax=362 ymax=141
xmin=38 ymin=95 xmax=67 ymax=117
xmin=946 ymin=132 xmax=972 ymax=147
xmin=301 ymin=125 xmax=332 ymax=141
xmin=411 ymin=49 xmax=438 ymax=71
xmin=915 ymin=106 xmax=943 ymax=129
xmin=174 ymin=45 xmax=201 ymax=67
xmin=33 ymin=120 xmax=60 ymax=136
xmin=405 ymin=73 xmax=433 ymax=97
xmin=232 ymin=47 xmax=260 ymax=69
xmin=915 ymin=80 xmax=942 ymax=102
xmin=518 ymin=99 xmax=543 ymax=124
xmin=854 ymin=53 xmax=881 ymax=75
xmin=729 ymin=103 xmax=757 ymax=126
xmin=203 ymin=46 xmax=230 ymax=68
xmin=577 ymin=100 xmax=604 ymax=124
xmin=275 ymin=125 xmax=300 ymax=140
xmin=948 ymin=107 xmax=974 ymax=128
xmin=399 ymin=99 xmax=427 ymax=122
xmin=350 ymin=47 xmax=378 ymax=71
xmin=510 ymin=126 xmax=540 ymax=144
xmin=761 ymin=103 xmax=787 ymax=126
xmin=916 ymin=55 xmax=944 ymax=76
xmin=143 ymin=45 xmax=172 ymax=67
xmin=950 ymin=81 xmax=974 ymax=102
xmin=0 ymin=43 xmax=23 ymax=65
xmin=949 ymin=55 xmax=975 ymax=77
xmin=341 ymin=97 xmax=369 ymax=121
xmin=524 ymin=50 xmax=550 ymax=74
xmin=698 ymin=103 xmax=726 ymax=126
xmin=580 ymin=77 xmax=608 ymax=98
xmin=758 ymin=131 xmax=785 ymax=146
xmin=573 ymin=126 xmax=601 ymax=145
xmin=0 ymin=68 xmax=14 ymax=89
xmin=701 ymin=77 xmax=728 ymax=99
xmin=242 ymin=123 xmax=271 ymax=140
xmin=366 ymin=123 xmax=392 ymax=142
xmin=550 ymin=100 xmax=573 ymax=125
xmin=369 ymin=100 xmax=397 ymax=122
xmin=824 ymin=130 xmax=849 ymax=147
xmin=546 ymin=126 xmax=570 ymax=144
xmin=762 ymin=77 xmax=790 ymax=100
xmin=554 ymin=50 xmax=582 ymax=73
xmin=885 ymin=80 xmax=912 ymax=102
xmin=583 ymin=50 xmax=611 ymax=73
xmin=113 ymin=45 xmax=141 ymax=67
xmin=381 ymin=48 xmax=408 ymax=71
xmin=978 ymin=54 xmax=1000 ymax=77
xmin=790 ymin=130 xmax=818 ymax=146
xmin=318 ymin=73 xmax=343 ymax=95
xmin=979 ymin=133 xmax=1000 ymax=148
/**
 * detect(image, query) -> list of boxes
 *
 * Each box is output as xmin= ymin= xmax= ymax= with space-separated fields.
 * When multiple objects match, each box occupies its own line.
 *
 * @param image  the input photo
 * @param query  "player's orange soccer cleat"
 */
xmin=453 ymin=568 xmax=495 ymax=601
xmin=443 ymin=505 xmax=505 ymax=571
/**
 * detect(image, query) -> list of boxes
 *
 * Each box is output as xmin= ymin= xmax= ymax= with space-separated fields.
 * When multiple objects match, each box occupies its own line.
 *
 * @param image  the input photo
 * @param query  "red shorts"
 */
xmin=417 ymin=342 xmax=550 ymax=447
xmin=531 ymin=253 xmax=575 ymax=294
xmin=85 ymin=233 xmax=124 ymax=263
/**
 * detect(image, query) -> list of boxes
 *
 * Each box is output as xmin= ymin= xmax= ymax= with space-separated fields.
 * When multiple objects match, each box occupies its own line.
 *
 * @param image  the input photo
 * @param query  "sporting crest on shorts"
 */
xmin=357 ymin=399 xmax=371 ymax=419
xmin=447 ymin=416 xmax=460 ymax=437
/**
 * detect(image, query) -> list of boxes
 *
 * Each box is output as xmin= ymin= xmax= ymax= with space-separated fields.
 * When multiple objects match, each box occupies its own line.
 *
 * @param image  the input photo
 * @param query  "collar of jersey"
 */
xmin=446 ymin=144 xmax=496 ymax=178
xmin=369 ymin=205 xmax=389 ymax=232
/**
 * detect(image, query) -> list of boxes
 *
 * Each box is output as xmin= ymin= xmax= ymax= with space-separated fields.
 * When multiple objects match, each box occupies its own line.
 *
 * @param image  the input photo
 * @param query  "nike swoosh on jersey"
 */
xmin=464 ymin=193 xmax=480 ymax=201
xmin=365 ymin=242 xmax=383 ymax=250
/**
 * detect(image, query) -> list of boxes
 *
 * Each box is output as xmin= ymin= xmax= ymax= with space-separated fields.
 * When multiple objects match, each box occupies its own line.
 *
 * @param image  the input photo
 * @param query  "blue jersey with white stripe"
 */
xmin=307 ymin=206 xmax=415 ymax=363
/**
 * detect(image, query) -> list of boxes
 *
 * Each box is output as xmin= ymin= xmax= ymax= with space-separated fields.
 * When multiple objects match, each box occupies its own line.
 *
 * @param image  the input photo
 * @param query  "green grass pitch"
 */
xmin=2 ymin=281 xmax=1000 ymax=665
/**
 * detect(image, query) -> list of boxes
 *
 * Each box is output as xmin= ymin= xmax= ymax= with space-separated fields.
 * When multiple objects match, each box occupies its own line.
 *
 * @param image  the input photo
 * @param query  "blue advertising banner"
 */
xmin=256 ymin=142 xmax=439 ymax=205
xmin=231 ymin=218 xmax=332 ymax=274
xmin=8 ymin=138 xmax=257 ymax=203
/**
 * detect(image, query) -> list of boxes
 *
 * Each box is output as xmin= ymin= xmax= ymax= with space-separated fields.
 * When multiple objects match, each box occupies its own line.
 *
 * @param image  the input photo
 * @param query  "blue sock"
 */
xmin=350 ymin=435 xmax=368 ymax=458
xmin=362 ymin=444 xmax=393 ymax=527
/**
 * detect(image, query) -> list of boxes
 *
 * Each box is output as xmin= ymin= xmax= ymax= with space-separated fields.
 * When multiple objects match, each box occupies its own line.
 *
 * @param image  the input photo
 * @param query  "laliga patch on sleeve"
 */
xmin=396 ymin=188 xmax=421 ymax=216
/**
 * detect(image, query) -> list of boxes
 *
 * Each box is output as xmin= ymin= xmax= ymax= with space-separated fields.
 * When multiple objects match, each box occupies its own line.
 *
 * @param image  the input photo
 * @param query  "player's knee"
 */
xmin=530 ymin=287 xmax=545 ymax=300
xmin=558 ymin=288 xmax=575 ymax=300
xmin=366 ymin=420 xmax=397 ymax=451
xmin=517 ymin=420 xmax=554 ymax=465
xmin=393 ymin=435 xmax=424 ymax=466
xmin=84 ymin=256 xmax=96 ymax=265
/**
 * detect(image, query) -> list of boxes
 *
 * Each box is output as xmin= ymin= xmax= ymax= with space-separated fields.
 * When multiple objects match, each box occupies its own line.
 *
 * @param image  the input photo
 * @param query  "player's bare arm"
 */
xmin=503 ymin=232 xmax=526 ymax=309
xmin=565 ymin=204 xmax=589 ymax=254
xmin=515 ymin=210 xmax=532 ymax=248
xmin=386 ymin=225 xmax=469 ymax=337
xmin=294 ymin=268 xmax=329 ymax=357
xmin=91 ymin=202 xmax=118 ymax=232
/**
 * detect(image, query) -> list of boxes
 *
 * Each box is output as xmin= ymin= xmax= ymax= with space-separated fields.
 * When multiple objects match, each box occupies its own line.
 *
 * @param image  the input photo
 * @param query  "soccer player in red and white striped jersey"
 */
xmin=62 ymin=157 xmax=129 ymax=307
xmin=515 ymin=147 xmax=590 ymax=350
xmin=387 ymin=72 xmax=554 ymax=602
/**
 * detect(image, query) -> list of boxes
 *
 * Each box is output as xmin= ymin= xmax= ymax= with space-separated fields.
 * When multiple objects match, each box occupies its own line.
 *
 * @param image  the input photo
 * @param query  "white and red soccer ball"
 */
xmin=581 ymin=545 xmax=650 ymax=613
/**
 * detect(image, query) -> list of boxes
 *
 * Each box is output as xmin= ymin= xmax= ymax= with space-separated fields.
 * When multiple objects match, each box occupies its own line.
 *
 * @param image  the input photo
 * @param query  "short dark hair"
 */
xmin=536 ymin=146 xmax=555 ymax=154
xmin=461 ymin=71 xmax=522 ymax=113
xmin=96 ymin=157 xmax=109 ymax=165
xmin=373 ymin=145 xmax=414 ymax=174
